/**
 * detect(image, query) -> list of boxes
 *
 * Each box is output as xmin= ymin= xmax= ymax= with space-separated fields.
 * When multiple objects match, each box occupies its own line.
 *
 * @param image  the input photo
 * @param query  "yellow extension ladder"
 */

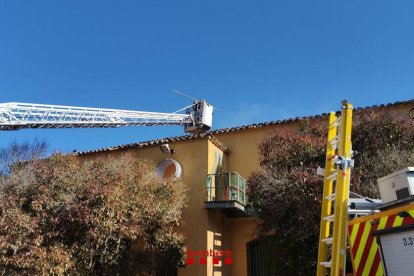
xmin=316 ymin=101 xmax=353 ymax=276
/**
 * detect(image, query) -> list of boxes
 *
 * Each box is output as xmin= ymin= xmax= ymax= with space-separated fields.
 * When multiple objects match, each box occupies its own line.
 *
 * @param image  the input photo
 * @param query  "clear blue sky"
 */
xmin=0 ymin=1 xmax=413 ymax=153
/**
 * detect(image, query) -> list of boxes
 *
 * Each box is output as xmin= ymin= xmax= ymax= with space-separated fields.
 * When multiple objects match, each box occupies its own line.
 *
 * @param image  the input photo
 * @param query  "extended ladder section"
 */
xmin=316 ymin=101 xmax=353 ymax=276
xmin=0 ymin=100 xmax=213 ymax=134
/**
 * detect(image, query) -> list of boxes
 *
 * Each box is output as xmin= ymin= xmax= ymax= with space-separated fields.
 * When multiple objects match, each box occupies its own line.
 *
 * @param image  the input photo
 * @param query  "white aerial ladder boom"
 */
xmin=0 ymin=100 xmax=214 ymax=134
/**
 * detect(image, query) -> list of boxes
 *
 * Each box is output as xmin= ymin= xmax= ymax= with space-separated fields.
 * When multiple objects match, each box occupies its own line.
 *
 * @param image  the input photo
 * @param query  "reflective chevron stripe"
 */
xmin=349 ymin=220 xmax=382 ymax=276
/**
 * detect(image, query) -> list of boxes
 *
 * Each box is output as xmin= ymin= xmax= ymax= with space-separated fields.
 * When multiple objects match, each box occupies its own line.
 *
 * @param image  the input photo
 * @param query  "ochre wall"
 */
xmin=228 ymin=218 xmax=260 ymax=276
xmin=206 ymin=140 xmax=230 ymax=276
xmin=134 ymin=139 xmax=211 ymax=276
xmin=214 ymin=124 xmax=297 ymax=180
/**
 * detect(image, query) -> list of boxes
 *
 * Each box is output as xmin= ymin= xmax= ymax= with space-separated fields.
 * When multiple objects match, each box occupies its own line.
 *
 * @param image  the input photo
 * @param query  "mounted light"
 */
xmin=160 ymin=144 xmax=171 ymax=154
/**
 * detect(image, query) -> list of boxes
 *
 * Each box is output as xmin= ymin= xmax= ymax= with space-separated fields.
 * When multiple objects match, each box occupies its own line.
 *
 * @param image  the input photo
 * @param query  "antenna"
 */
xmin=172 ymin=89 xmax=198 ymax=102
xmin=172 ymin=89 xmax=222 ymax=112
xmin=212 ymin=106 xmax=223 ymax=112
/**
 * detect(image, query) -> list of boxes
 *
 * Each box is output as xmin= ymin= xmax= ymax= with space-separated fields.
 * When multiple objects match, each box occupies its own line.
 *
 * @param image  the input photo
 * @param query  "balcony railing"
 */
xmin=205 ymin=172 xmax=246 ymax=206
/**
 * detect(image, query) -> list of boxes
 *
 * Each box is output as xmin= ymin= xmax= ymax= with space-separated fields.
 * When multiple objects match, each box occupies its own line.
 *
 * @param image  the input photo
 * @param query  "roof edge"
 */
xmin=75 ymin=98 xmax=414 ymax=156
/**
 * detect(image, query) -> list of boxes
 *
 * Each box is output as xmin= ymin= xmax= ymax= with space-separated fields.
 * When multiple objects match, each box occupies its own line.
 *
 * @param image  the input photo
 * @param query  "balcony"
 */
xmin=205 ymin=172 xmax=250 ymax=217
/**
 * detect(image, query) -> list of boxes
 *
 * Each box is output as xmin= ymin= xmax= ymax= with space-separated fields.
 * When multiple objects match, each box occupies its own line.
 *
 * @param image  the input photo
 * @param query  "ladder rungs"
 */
xmin=323 ymin=215 xmax=335 ymax=222
xmin=329 ymin=117 xmax=341 ymax=128
xmin=325 ymin=193 xmax=336 ymax=201
xmin=328 ymin=135 xmax=339 ymax=146
xmin=326 ymin=172 xmax=337 ymax=181
xmin=316 ymin=166 xmax=325 ymax=176
xmin=322 ymin=237 xmax=333 ymax=244
xmin=320 ymin=261 xmax=332 ymax=268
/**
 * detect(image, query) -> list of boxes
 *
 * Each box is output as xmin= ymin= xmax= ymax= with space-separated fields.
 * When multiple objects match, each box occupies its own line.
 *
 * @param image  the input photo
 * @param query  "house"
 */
xmin=76 ymin=99 xmax=414 ymax=276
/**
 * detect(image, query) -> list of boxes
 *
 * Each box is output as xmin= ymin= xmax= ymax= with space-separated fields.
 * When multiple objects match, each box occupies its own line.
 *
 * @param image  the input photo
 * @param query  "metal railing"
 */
xmin=205 ymin=172 xmax=246 ymax=205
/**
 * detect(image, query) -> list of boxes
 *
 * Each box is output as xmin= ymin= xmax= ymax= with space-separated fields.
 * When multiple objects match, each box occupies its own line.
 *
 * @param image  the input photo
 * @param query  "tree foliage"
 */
xmin=352 ymin=110 xmax=414 ymax=197
xmin=248 ymin=110 xmax=414 ymax=274
xmin=0 ymin=149 xmax=187 ymax=275
xmin=0 ymin=139 xmax=48 ymax=175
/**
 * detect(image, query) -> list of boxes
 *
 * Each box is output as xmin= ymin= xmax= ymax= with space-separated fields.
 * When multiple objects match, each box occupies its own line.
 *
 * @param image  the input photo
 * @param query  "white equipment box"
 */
xmin=377 ymin=167 xmax=414 ymax=204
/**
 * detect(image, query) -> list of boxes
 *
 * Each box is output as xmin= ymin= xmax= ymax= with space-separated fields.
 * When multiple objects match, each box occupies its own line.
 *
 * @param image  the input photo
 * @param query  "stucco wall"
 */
xmin=134 ymin=139 xmax=211 ymax=276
